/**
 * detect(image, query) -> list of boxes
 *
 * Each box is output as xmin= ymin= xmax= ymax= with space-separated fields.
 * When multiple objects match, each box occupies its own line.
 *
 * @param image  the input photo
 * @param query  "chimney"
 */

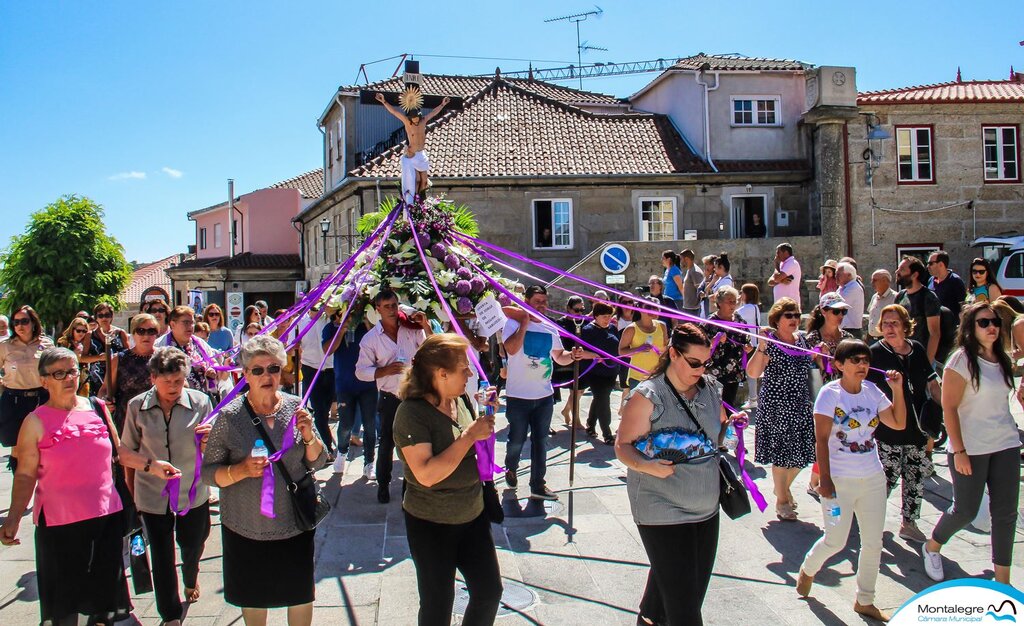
xmin=187 ymin=245 xmax=196 ymax=255
xmin=528 ymin=62 xmax=534 ymax=82
xmin=955 ymin=67 xmax=962 ymax=82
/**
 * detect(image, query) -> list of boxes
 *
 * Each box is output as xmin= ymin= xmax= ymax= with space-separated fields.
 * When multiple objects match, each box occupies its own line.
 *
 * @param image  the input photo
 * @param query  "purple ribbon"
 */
xmin=553 ymin=361 xmax=598 ymax=387
xmin=721 ymin=401 xmax=768 ymax=513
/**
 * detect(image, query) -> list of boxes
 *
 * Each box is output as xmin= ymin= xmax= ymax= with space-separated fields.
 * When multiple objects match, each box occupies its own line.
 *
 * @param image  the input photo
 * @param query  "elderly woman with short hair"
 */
xmin=119 ymin=347 xmax=214 ymax=626
xmin=0 ymin=347 xmax=131 ymax=624
xmin=201 ymin=334 xmax=327 ymax=626
xmin=100 ymin=313 xmax=161 ymax=430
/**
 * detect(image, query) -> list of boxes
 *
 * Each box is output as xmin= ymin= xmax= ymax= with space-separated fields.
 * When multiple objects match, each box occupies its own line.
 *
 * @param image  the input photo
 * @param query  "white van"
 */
xmin=971 ymin=235 xmax=1024 ymax=301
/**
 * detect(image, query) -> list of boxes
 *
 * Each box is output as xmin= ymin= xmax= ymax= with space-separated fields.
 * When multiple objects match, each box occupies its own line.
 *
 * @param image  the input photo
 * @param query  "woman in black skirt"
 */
xmin=201 ymin=334 xmax=327 ymax=626
xmin=0 ymin=347 xmax=131 ymax=625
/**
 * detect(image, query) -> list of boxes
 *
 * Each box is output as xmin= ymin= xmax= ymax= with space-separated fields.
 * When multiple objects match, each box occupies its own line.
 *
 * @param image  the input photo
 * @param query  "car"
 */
xmin=971 ymin=234 xmax=1024 ymax=301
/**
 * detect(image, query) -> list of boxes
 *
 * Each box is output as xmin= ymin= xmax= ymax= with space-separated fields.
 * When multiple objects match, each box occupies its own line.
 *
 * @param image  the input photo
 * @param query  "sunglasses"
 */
xmin=134 ymin=327 xmax=159 ymax=336
xmin=208 ymin=313 xmax=221 ymax=318
xmin=845 ymin=355 xmax=871 ymax=365
xmin=971 ymin=269 xmax=987 ymax=275
xmin=95 ymin=313 xmax=113 ymax=319
xmin=976 ymin=317 xmax=1002 ymax=329
xmin=12 ymin=318 xmax=31 ymax=326
xmin=781 ymin=312 xmax=801 ymax=320
xmin=571 ymin=308 xmax=586 ymax=314
xmin=248 ymin=364 xmax=283 ymax=376
xmin=73 ymin=328 xmax=88 ymax=334
xmin=149 ymin=308 xmax=168 ymax=315
xmin=46 ymin=367 xmax=81 ymax=381
xmin=681 ymin=356 xmax=712 ymax=369
xmin=824 ymin=308 xmax=846 ymax=316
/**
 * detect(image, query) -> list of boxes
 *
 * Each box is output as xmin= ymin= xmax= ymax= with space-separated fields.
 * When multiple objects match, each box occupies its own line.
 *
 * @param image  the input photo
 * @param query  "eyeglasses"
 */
xmin=681 ymin=356 xmax=712 ymax=369
xmin=174 ymin=319 xmax=195 ymax=326
xmin=208 ymin=313 xmax=221 ymax=318
xmin=248 ymin=364 xmax=283 ymax=376
xmin=845 ymin=356 xmax=871 ymax=365
xmin=46 ymin=367 xmax=81 ymax=380
xmin=976 ymin=317 xmax=1002 ymax=329
xmin=95 ymin=313 xmax=113 ymax=319
xmin=12 ymin=318 xmax=31 ymax=326
xmin=134 ymin=327 xmax=159 ymax=336
xmin=971 ymin=269 xmax=987 ymax=275
xmin=571 ymin=308 xmax=585 ymax=314
xmin=824 ymin=309 xmax=846 ymax=316
xmin=781 ymin=312 xmax=801 ymax=320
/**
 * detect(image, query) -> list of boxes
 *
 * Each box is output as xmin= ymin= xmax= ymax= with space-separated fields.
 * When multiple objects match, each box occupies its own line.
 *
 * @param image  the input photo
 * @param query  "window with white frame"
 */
xmin=532 ymin=199 xmax=572 ymax=249
xmin=983 ymin=125 xmax=1019 ymax=182
xmin=199 ymin=227 xmax=207 ymax=250
xmin=214 ymin=223 xmax=222 ymax=248
xmin=896 ymin=126 xmax=934 ymax=183
xmin=895 ymin=243 xmax=941 ymax=266
xmin=638 ymin=198 xmax=676 ymax=241
xmin=732 ymin=96 xmax=780 ymax=126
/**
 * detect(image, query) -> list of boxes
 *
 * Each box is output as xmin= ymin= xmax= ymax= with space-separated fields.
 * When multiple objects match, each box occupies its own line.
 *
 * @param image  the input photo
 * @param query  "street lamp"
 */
xmin=319 ymin=217 xmax=330 ymax=264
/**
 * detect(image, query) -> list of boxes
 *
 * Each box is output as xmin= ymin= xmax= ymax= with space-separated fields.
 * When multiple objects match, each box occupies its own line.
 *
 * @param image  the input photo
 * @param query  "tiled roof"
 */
xmin=714 ymin=159 xmax=812 ymax=173
xmin=858 ymin=80 xmax=1024 ymax=104
xmin=341 ymin=73 xmax=623 ymax=105
xmin=123 ymin=254 xmax=180 ymax=303
xmin=350 ymin=79 xmax=710 ymax=179
xmin=268 ymin=168 xmax=324 ymax=199
xmin=169 ymin=253 xmax=303 ymax=272
xmin=671 ymin=53 xmax=810 ymax=72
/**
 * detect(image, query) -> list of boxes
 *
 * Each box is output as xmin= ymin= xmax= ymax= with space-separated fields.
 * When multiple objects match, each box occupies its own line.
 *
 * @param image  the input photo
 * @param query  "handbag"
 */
xmin=245 ymin=400 xmax=331 ymax=531
xmin=665 ymin=378 xmax=751 ymax=520
xmin=917 ymin=397 xmax=944 ymax=440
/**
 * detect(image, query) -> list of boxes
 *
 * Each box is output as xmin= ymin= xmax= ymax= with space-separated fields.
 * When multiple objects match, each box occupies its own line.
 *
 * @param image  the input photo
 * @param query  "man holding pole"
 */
xmin=502 ymin=286 xmax=582 ymax=501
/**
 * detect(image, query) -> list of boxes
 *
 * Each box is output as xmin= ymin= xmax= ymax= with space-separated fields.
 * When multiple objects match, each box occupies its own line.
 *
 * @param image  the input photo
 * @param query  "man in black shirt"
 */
xmin=926 ymin=251 xmax=967 ymax=320
xmin=895 ymin=256 xmax=942 ymax=364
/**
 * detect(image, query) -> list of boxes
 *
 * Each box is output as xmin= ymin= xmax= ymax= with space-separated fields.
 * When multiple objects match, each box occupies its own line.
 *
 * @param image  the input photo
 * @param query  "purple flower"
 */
xmin=430 ymin=243 xmax=446 ymax=259
xmin=498 ymin=293 xmax=511 ymax=306
xmin=470 ymin=277 xmax=486 ymax=294
xmin=455 ymin=280 xmax=472 ymax=296
xmin=415 ymin=231 xmax=431 ymax=249
xmin=444 ymin=254 xmax=460 ymax=270
xmin=456 ymin=267 xmax=472 ymax=280
xmin=456 ymin=297 xmax=474 ymax=315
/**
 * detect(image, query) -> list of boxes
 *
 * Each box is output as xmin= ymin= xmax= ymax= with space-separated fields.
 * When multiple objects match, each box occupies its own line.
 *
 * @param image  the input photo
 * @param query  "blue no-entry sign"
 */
xmin=600 ymin=244 xmax=630 ymax=274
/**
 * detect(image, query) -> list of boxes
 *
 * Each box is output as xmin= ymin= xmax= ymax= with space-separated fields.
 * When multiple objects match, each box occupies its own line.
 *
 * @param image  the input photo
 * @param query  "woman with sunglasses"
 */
xmin=747 ymin=297 xmax=817 ymax=521
xmin=201 ymin=334 xmax=326 ymax=626
xmin=202 ymin=303 xmax=235 ymax=351
xmin=967 ymin=258 xmax=1002 ymax=304
xmin=81 ymin=303 xmax=130 ymax=395
xmin=145 ymin=300 xmax=171 ymax=336
xmin=56 ymin=317 xmax=93 ymax=396
xmin=0 ymin=347 xmax=131 ymax=624
xmin=237 ymin=305 xmax=263 ymax=346
xmin=796 ymin=340 xmax=905 ymax=622
xmin=0 ymin=305 xmax=54 ymax=470
xmin=102 ymin=314 xmax=161 ymax=431
xmin=921 ymin=302 xmax=1021 ymax=585
xmin=616 ymin=323 xmax=745 ymax=626
xmin=866 ymin=304 xmax=942 ymax=545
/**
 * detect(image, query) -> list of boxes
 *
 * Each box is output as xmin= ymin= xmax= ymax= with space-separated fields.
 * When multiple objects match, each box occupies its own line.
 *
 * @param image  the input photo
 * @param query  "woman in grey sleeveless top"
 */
xmin=616 ymin=324 xmax=743 ymax=626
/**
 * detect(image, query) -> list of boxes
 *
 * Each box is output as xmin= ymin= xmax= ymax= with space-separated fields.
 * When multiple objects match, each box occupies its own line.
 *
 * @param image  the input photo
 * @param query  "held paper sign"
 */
xmin=474 ymin=296 xmax=507 ymax=338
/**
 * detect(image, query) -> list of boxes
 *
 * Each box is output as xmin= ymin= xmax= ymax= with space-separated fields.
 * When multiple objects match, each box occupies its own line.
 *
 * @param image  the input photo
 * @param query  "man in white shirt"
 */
xmin=502 ymin=285 xmax=582 ymax=500
xmin=867 ymin=270 xmax=897 ymax=340
xmin=299 ymin=303 xmax=335 ymax=458
xmin=768 ymin=243 xmax=802 ymax=305
xmin=355 ymin=289 xmax=431 ymax=503
xmin=836 ymin=261 xmax=866 ymax=339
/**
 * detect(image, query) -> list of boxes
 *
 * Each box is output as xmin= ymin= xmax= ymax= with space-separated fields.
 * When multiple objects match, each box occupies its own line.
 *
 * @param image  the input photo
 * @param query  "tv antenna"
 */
xmin=545 ymin=6 xmax=605 ymax=88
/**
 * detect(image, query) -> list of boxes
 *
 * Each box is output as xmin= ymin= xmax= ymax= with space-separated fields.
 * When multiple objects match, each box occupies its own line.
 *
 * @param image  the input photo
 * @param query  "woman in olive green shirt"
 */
xmin=394 ymin=333 xmax=502 ymax=626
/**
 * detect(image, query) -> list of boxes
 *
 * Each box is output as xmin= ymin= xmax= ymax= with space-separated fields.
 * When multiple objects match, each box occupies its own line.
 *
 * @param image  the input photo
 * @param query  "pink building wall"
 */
xmin=193 ymin=188 xmax=301 ymax=258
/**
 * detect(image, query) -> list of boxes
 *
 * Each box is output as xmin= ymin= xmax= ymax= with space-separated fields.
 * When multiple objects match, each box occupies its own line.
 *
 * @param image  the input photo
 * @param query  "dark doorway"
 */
xmin=731 ymin=196 xmax=767 ymax=238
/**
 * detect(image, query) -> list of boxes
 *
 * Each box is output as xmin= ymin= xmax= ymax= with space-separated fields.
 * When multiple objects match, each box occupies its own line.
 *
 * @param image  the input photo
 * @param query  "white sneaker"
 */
xmin=332 ymin=455 xmax=346 ymax=475
xmin=363 ymin=464 xmax=376 ymax=481
xmin=921 ymin=544 xmax=944 ymax=581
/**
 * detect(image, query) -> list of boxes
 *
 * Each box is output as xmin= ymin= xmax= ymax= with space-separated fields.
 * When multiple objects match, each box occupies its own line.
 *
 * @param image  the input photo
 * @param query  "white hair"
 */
xmin=238 ymin=334 xmax=288 ymax=369
xmin=871 ymin=269 xmax=892 ymax=282
xmin=836 ymin=262 xmax=858 ymax=281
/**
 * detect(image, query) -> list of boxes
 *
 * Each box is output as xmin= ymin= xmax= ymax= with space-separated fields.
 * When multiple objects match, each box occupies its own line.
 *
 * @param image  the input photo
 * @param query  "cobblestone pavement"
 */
xmin=1 ymin=387 xmax=1022 ymax=625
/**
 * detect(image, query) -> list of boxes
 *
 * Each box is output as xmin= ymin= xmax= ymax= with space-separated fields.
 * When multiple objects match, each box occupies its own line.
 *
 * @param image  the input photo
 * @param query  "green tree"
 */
xmin=0 ymin=195 xmax=132 ymax=328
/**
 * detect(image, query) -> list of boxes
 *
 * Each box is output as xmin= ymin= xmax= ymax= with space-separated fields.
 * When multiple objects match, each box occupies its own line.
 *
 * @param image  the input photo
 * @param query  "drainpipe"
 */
xmin=293 ymin=220 xmax=304 ymax=266
xmin=228 ymin=179 xmax=235 ymax=258
xmin=694 ymin=68 xmax=720 ymax=172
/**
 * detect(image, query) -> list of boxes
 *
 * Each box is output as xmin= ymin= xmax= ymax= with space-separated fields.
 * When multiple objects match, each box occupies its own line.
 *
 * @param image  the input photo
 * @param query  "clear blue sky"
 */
xmin=1 ymin=1 xmax=1020 ymax=263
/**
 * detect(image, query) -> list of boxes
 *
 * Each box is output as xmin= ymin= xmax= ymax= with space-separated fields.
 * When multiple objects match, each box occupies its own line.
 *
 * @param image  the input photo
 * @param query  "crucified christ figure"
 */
xmin=375 ymin=92 xmax=451 ymax=204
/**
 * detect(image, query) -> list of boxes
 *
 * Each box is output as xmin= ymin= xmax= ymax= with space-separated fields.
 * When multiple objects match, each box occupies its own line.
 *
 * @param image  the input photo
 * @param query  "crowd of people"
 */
xmin=0 ymin=241 xmax=1022 ymax=626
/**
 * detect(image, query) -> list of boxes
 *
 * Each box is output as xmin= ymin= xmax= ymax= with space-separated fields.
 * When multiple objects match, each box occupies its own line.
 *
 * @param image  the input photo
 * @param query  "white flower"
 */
xmin=389 ymin=277 xmax=404 ymax=289
xmin=436 ymin=270 xmax=455 ymax=288
xmin=365 ymin=283 xmax=381 ymax=301
xmin=413 ymin=297 xmax=431 ymax=311
xmin=430 ymin=302 xmax=450 ymax=323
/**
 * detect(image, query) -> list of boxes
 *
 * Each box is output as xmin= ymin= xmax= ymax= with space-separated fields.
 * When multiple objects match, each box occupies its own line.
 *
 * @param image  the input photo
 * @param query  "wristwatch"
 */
xmin=952 ymin=449 xmax=967 ymax=456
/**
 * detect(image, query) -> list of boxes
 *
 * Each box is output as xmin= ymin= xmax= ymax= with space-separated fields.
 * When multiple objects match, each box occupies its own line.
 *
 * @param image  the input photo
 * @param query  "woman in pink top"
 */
xmin=0 ymin=347 xmax=131 ymax=625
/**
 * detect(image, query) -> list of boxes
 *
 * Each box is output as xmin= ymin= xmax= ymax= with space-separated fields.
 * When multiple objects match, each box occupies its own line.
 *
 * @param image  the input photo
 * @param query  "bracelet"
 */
xmin=953 ymin=449 xmax=967 ymax=456
xmin=143 ymin=459 xmax=152 ymax=473
xmin=302 ymin=436 xmax=317 ymax=447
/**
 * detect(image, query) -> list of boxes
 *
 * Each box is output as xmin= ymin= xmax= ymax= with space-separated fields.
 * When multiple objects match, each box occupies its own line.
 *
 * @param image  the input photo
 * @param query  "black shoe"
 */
xmin=585 ymin=428 xmax=596 ymax=438
xmin=603 ymin=435 xmax=615 ymax=446
xmin=377 ymin=483 xmax=390 ymax=504
xmin=505 ymin=471 xmax=518 ymax=489
xmin=529 ymin=487 xmax=559 ymax=501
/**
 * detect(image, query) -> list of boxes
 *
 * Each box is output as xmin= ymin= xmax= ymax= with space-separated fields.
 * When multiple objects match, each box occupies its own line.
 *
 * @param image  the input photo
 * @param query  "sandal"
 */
xmin=776 ymin=502 xmax=798 ymax=521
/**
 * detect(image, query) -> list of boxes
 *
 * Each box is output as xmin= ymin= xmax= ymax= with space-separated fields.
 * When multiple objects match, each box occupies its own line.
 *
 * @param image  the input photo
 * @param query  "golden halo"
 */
xmin=399 ymin=87 xmax=424 ymax=113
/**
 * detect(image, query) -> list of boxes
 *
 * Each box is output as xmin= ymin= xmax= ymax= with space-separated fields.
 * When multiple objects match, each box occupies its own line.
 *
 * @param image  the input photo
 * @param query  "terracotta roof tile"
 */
xmin=350 ymin=79 xmax=709 ymax=179
xmin=858 ymin=80 xmax=1024 ymax=104
xmin=123 ymin=254 xmax=180 ymax=303
xmin=342 ymin=74 xmax=623 ymax=105
xmin=671 ymin=53 xmax=809 ymax=72
xmin=268 ymin=168 xmax=324 ymax=199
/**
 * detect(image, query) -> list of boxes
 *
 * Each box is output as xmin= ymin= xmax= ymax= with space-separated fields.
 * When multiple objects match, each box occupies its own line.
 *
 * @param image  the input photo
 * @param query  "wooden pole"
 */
xmin=569 ymin=320 xmax=582 ymax=486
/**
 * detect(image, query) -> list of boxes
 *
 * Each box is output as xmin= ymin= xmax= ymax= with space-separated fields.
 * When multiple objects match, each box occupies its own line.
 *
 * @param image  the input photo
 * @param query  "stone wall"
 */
xmin=847 ymin=102 xmax=1024 ymax=277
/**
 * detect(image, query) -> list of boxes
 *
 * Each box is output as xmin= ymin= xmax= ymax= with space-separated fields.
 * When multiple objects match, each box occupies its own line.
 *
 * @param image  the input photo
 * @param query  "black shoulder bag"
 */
xmin=664 ymin=378 xmax=751 ymax=520
xmin=244 ymin=399 xmax=331 ymax=532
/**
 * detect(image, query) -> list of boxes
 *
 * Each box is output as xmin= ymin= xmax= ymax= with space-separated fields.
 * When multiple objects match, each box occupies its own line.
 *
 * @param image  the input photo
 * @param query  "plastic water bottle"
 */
xmin=822 ymin=497 xmax=841 ymax=528
xmin=251 ymin=439 xmax=269 ymax=460
xmin=130 ymin=534 xmax=145 ymax=556
xmin=479 ymin=381 xmax=495 ymax=417
xmin=724 ymin=424 xmax=738 ymax=451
